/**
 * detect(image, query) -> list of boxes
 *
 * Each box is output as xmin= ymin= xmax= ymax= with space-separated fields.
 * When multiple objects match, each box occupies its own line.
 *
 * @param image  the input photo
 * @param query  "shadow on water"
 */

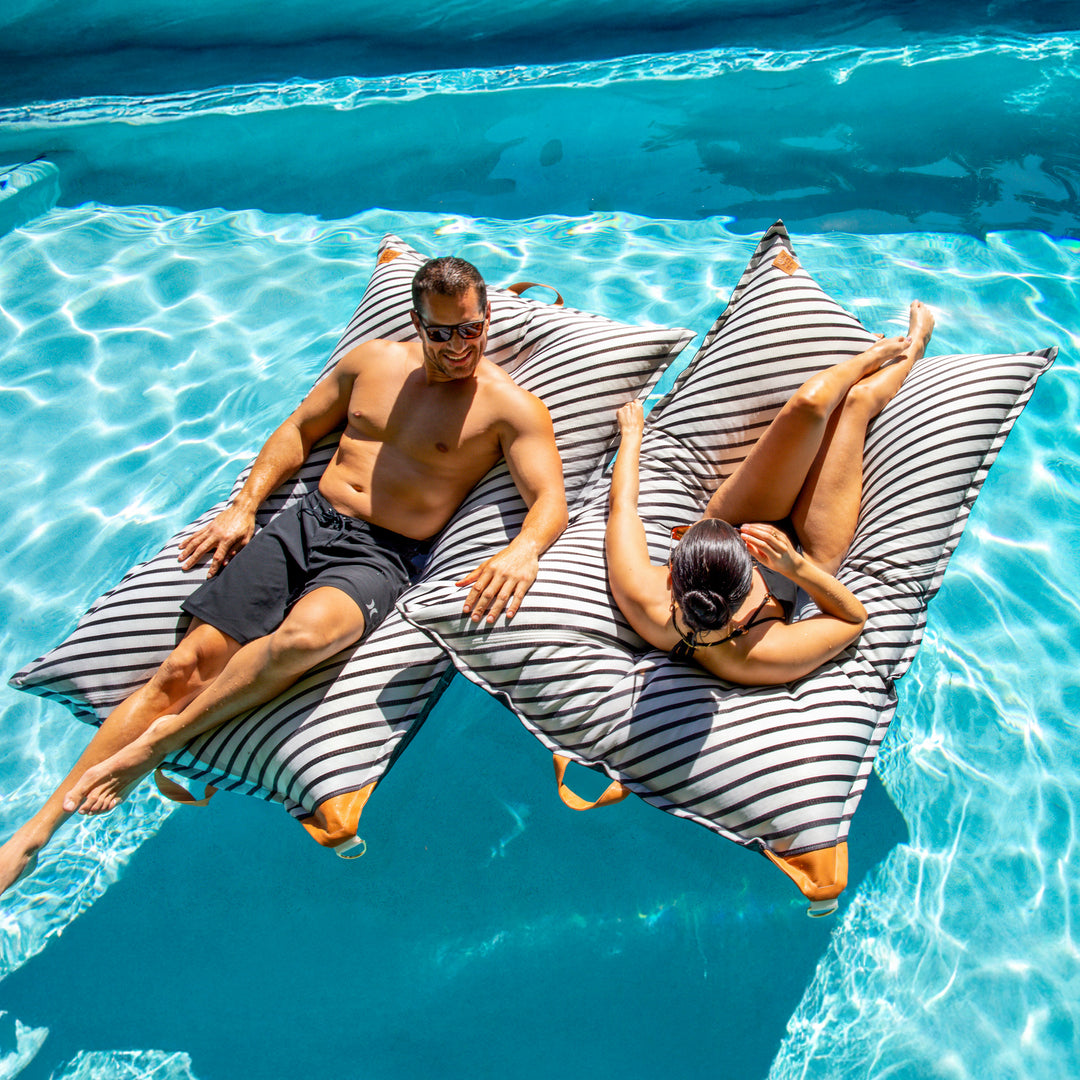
xmin=1 ymin=676 xmax=907 ymax=1080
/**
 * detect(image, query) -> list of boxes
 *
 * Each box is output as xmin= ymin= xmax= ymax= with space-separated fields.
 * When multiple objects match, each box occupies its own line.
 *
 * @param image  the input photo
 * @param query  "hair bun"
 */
xmin=680 ymin=589 xmax=729 ymax=632
xmin=669 ymin=517 xmax=753 ymax=630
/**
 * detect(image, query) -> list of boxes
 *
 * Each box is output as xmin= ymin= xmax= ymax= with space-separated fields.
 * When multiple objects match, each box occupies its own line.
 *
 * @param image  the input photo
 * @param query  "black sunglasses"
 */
xmin=415 ymin=313 xmax=487 ymax=343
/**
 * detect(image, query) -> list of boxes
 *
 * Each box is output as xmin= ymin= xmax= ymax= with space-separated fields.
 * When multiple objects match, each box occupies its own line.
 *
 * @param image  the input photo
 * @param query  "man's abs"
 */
xmin=318 ymin=435 xmax=501 ymax=541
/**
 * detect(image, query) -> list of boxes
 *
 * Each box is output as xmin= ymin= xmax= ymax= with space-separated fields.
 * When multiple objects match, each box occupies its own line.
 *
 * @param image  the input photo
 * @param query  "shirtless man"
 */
xmin=0 ymin=256 xmax=567 ymax=895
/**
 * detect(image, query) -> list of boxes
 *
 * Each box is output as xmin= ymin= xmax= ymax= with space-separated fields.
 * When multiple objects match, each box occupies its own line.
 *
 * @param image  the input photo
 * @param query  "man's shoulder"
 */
xmin=476 ymin=361 xmax=551 ymax=428
xmin=337 ymin=338 xmax=420 ymax=374
xmin=477 ymin=359 xmax=533 ymax=399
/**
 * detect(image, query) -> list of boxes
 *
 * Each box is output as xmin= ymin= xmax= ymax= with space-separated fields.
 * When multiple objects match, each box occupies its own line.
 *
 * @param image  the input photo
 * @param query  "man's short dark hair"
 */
xmin=411 ymin=256 xmax=487 ymax=313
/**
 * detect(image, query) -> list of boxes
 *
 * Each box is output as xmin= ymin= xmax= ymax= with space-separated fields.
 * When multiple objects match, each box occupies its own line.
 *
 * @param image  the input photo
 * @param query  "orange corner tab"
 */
xmin=299 ymin=783 xmax=377 ymax=848
xmin=763 ymin=842 xmax=848 ymax=902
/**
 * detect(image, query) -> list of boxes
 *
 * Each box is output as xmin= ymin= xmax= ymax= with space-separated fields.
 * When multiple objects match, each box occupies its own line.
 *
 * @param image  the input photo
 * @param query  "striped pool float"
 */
xmin=11 ymin=225 xmax=1054 ymax=908
xmin=9 ymin=234 xmax=693 ymax=846
xmin=398 ymin=222 xmax=1056 ymax=911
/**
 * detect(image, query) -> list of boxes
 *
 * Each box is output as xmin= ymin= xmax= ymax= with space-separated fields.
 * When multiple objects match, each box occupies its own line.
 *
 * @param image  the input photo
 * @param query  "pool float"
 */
xmin=9 ymin=234 xmax=693 ymax=846
xmin=397 ymin=222 xmax=1057 ymax=913
xmin=11 ymin=225 xmax=1055 ymax=910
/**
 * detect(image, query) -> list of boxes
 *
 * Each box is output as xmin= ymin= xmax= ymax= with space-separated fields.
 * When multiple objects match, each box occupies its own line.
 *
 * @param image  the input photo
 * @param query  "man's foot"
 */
xmin=62 ymin=729 xmax=168 ymax=815
xmin=0 ymin=831 xmax=41 ymax=896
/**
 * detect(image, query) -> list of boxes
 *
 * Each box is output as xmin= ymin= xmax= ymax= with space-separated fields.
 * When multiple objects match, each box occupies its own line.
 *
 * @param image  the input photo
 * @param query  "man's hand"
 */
xmin=178 ymin=504 xmax=258 ymax=578
xmin=456 ymin=544 xmax=540 ymax=624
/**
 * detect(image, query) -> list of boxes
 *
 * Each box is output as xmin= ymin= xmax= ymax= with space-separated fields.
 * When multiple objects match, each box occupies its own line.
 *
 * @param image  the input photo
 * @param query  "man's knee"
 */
xmin=152 ymin=625 xmax=233 ymax=696
xmin=269 ymin=594 xmax=367 ymax=663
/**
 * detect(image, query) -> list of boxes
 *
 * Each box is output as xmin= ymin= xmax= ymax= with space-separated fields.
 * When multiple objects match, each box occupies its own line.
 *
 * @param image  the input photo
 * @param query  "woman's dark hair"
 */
xmin=411 ymin=256 xmax=487 ymax=312
xmin=669 ymin=518 xmax=754 ymax=632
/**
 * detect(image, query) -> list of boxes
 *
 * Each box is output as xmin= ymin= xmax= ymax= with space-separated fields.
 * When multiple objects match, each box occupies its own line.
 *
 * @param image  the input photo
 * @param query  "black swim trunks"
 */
xmin=181 ymin=489 xmax=435 ymax=645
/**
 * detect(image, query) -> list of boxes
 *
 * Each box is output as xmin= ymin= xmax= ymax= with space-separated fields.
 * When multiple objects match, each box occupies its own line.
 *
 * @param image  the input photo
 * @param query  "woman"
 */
xmin=606 ymin=302 xmax=934 ymax=686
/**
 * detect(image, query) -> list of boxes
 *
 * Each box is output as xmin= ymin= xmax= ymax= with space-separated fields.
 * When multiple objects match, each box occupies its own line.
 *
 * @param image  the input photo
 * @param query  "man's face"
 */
xmin=413 ymin=287 xmax=490 ymax=382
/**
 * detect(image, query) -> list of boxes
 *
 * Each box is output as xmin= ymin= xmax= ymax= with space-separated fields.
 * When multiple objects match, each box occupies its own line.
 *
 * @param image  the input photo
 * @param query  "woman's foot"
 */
xmin=843 ymin=300 xmax=934 ymax=381
xmin=848 ymin=333 xmax=914 ymax=380
xmin=906 ymin=300 xmax=935 ymax=359
xmin=846 ymin=301 xmax=933 ymax=417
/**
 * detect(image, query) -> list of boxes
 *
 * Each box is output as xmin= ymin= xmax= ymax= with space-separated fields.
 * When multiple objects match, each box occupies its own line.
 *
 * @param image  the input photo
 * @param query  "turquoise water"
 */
xmin=1 ymin=6 xmax=1079 ymax=1079
xmin=3 ymin=35 xmax=1079 ymax=236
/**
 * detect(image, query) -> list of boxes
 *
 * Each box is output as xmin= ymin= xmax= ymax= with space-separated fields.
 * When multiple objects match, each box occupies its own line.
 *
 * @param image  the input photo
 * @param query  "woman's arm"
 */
xmin=609 ymin=400 xmax=644 ymax=513
xmin=740 ymin=523 xmax=866 ymax=626
xmin=707 ymin=612 xmax=866 ymax=686
xmin=606 ymin=402 xmax=672 ymax=646
xmin=696 ymin=522 xmax=866 ymax=685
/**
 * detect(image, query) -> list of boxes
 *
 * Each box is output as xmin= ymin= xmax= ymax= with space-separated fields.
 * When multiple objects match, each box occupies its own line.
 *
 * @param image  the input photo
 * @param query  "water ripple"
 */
xmin=2 ymin=36 xmax=1076 ymax=125
xmin=771 ymin=334 xmax=1080 ymax=1077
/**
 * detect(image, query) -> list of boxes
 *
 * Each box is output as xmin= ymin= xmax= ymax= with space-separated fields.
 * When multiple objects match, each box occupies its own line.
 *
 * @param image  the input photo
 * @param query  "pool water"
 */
xmin=0 ymin=5 xmax=1078 ymax=1079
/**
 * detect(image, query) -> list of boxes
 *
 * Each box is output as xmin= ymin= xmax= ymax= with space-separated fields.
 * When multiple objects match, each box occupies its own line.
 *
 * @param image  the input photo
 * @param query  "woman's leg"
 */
xmin=706 ymin=332 xmax=913 ymax=526
xmin=793 ymin=302 xmax=934 ymax=573
xmin=0 ymin=620 xmax=239 ymax=895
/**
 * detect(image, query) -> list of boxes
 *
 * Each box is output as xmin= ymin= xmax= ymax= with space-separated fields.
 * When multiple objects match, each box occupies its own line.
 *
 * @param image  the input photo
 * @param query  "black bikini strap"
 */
xmin=717 ymin=589 xmax=777 ymax=642
xmin=669 ymin=582 xmax=781 ymax=659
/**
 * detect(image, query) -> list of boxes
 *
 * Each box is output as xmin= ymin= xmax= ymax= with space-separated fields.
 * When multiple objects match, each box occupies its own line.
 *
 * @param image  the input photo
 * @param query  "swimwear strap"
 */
xmin=552 ymin=754 xmax=631 ymax=811
xmin=153 ymin=767 xmax=218 ymax=807
xmin=507 ymin=281 xmax=564 ymax=307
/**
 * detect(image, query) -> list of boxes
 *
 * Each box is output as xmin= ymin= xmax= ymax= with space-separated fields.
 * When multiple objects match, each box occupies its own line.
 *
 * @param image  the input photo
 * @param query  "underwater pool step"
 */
xmin=0 ymin=35 xmax=1076 ymax=237
xmin=0 ymin=158 xmax=59 ymax=237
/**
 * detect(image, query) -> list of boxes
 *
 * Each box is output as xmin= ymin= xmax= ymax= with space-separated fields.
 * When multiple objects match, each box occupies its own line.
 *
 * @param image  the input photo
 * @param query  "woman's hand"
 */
xmin=740 ymin=523 xmax=801 ymax=577
xmin=616 ymin=400 xmax=644 ymax=445
xmin=610 ymin=399 xmax=644 ymax=513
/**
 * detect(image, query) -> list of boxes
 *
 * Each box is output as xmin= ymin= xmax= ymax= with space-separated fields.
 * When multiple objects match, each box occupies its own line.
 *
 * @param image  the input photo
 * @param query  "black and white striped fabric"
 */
xmin=9 ymin=235 xmax=693 ymax=818
xmin=399 ymin=222 xmax=1056 ymax=900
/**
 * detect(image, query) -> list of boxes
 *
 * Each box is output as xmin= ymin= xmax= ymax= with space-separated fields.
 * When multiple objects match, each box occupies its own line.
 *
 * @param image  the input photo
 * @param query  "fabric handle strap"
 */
xmin=552 ymin=754 xmax=630 ymax=810
xmin=506 ymin=281 xmax=564 ymax=307
xmin=154 ymin=768 xmax=217 ymax=807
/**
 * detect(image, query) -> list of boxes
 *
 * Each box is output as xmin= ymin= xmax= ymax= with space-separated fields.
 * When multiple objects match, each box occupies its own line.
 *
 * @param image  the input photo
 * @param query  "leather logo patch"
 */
xmin=772 ymin=250 xmax=800 ymax=275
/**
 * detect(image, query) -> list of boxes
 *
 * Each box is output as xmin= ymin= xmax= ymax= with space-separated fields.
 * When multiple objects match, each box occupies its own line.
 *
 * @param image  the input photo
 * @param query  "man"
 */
xmin=0 ymin=256 xmax=567 ymax=895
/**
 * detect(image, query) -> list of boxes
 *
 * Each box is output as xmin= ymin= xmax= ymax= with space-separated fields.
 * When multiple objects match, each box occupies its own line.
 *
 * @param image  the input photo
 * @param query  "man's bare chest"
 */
xmin=344 ymin=380 xmax=500 ymax=467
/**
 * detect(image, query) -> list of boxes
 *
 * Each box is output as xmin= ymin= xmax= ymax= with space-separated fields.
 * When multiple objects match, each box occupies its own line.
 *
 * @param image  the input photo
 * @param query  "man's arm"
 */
xmin=457 ymin=389 xmax=567 ymax=623
xmin=177 ymin=350 xmax=360 ymax=577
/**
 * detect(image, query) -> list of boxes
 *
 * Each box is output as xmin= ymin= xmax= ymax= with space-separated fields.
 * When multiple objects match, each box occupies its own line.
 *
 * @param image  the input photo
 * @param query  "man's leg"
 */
xmin=63 ymin=586 xmax=369 ymax=816
xmin=0 ymin=619 xmax=239 ymax=895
